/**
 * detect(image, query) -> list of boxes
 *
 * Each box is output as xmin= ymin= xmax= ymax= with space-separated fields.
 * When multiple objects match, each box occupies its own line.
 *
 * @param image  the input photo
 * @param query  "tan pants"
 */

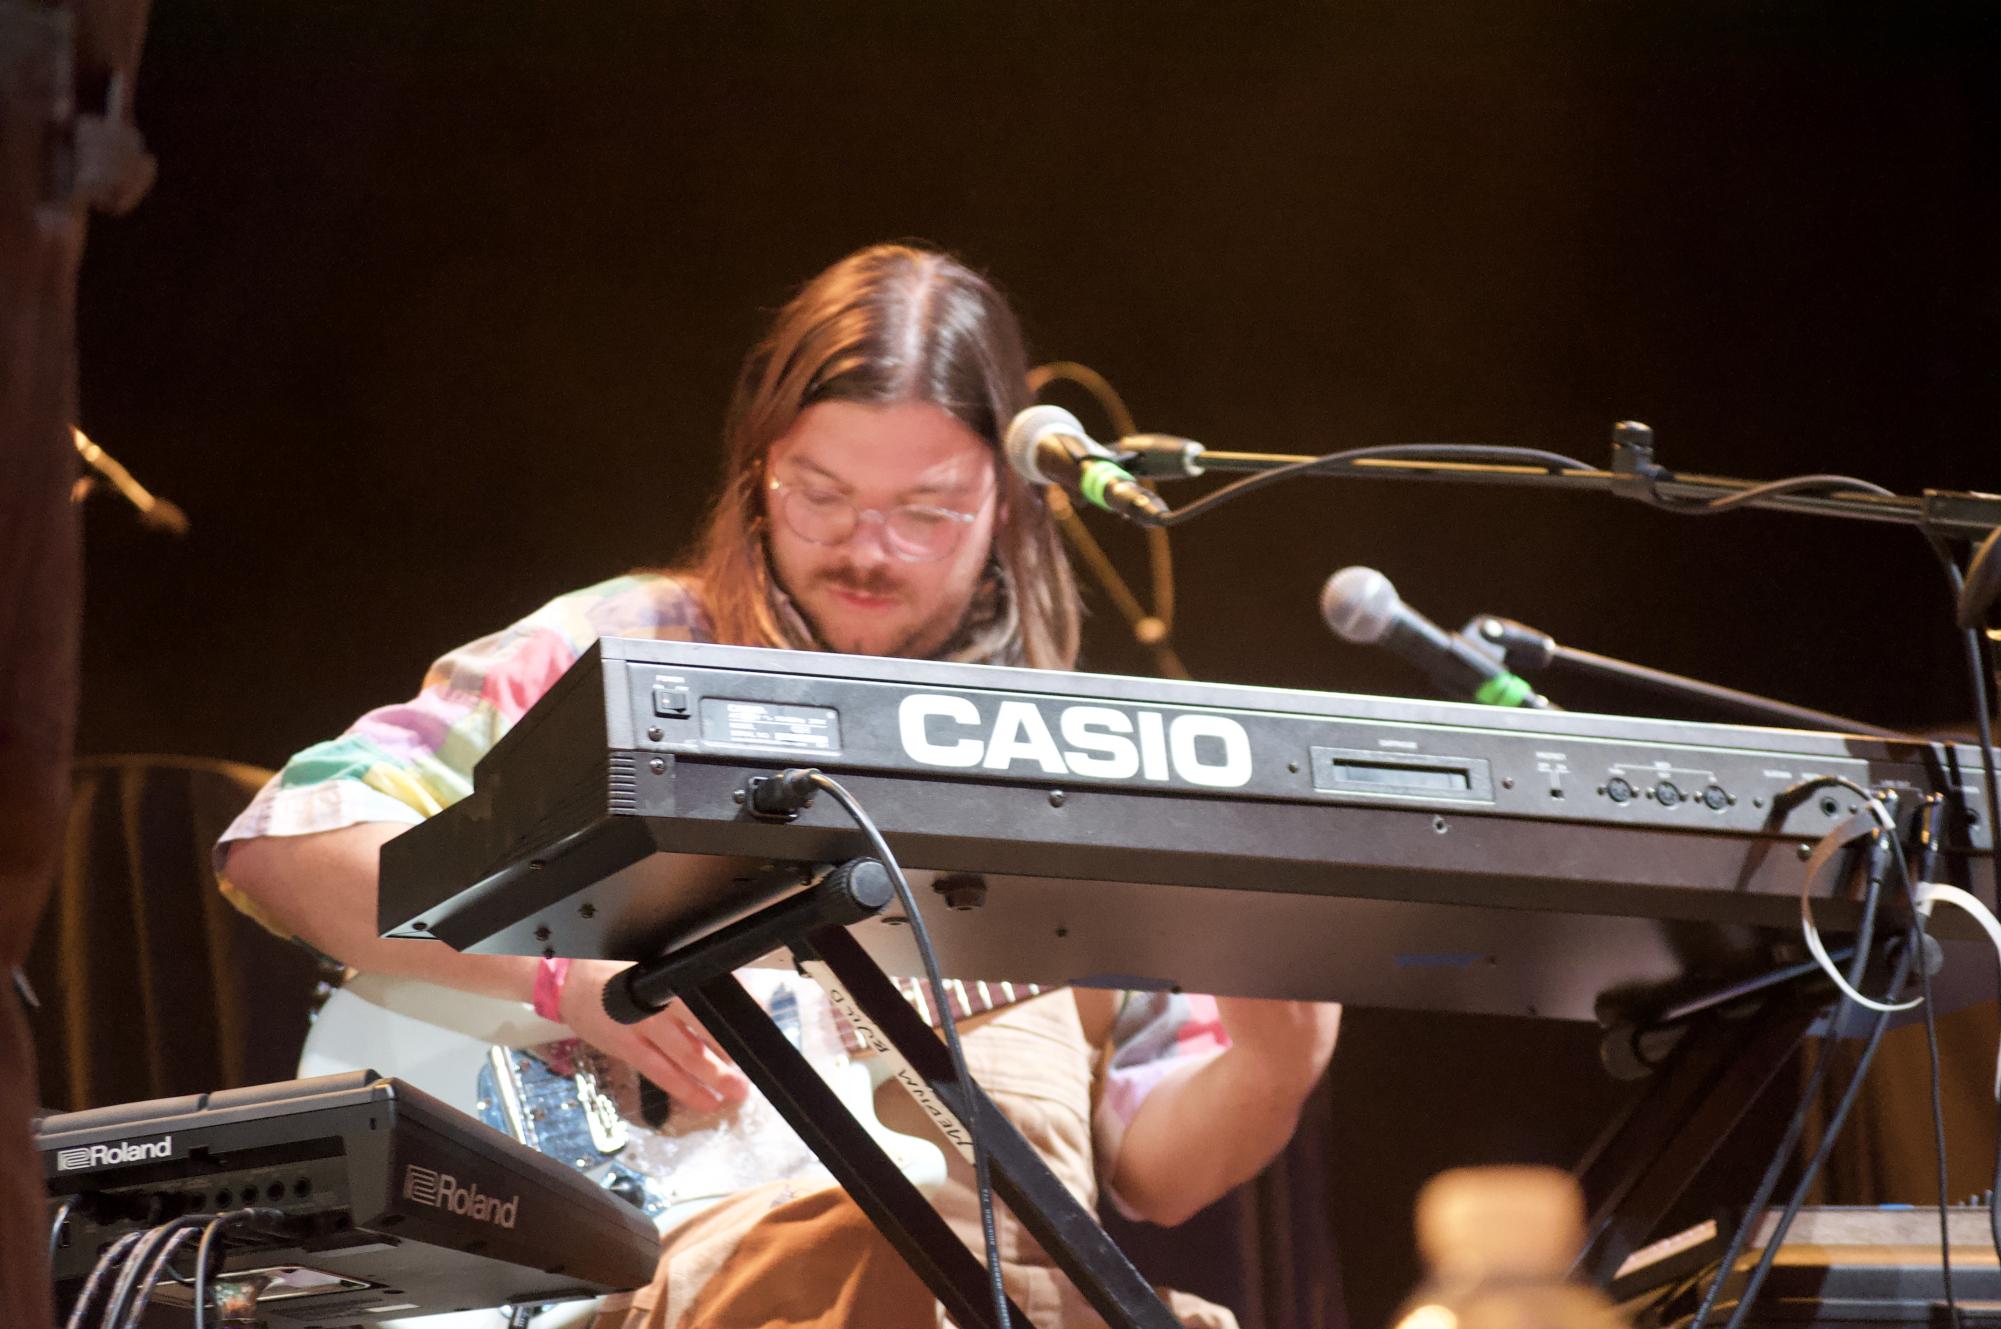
xmin=593 ymin=991 xmax=1235 ymax=1329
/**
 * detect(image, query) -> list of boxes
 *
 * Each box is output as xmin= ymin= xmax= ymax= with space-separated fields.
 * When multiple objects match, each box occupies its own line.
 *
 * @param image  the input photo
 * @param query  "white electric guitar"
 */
xmin=299 ymin=969 xmax=1041 ymax=1236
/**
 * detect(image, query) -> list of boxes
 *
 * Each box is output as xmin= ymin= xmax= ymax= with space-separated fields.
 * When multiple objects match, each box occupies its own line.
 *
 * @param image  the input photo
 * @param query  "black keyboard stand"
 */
xmin=601 ymin=857 xmax=1181 ymax=1329
xmin=1573 ymin=996 xmax=1821 ymax=1285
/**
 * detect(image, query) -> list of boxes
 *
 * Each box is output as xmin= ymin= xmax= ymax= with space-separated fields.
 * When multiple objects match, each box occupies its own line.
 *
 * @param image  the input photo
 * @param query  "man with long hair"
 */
xmin=220 ymin=244 xmax=1339 ymax=1327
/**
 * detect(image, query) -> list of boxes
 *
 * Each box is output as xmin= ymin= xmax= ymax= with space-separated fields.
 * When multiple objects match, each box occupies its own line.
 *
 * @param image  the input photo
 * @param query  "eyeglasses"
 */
xmin=766 ymin=476 xmax=987 ymax=563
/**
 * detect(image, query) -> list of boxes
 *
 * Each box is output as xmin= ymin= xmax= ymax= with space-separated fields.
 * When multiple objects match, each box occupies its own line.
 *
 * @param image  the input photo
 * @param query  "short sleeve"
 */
xmin=214 ymin=573 xmax=709 ymax=879
xmin=1093 ymin=990 xmax=1231 ymax=1219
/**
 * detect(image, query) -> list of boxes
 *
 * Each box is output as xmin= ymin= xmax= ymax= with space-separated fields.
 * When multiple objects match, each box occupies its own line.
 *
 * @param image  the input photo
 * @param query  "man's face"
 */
xmin=762 ymin=400 xmax=1000 ymax=658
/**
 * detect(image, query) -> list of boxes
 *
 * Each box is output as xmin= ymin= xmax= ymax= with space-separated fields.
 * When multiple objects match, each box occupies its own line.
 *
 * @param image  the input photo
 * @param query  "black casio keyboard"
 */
xmin=378 ymin=638 xmax=1995 ymax=1024
xmin=40 ymin=1072 xmax=660 ymax=1325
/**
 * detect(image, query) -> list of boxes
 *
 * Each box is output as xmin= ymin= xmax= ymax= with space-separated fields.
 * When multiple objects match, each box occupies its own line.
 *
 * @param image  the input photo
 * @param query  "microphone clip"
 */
xmin=1464 ymin=615 xmax=1556 ymax=674
xmin=1114 ymin=434 xmax=1208 ymax=480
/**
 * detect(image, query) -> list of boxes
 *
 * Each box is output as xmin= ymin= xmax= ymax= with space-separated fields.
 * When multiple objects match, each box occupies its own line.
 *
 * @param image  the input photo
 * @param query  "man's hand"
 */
xmin=224 ymin=827 xmax=752 ymax=1111
xmin=558 ymin=960 xmax=750 ymax=1111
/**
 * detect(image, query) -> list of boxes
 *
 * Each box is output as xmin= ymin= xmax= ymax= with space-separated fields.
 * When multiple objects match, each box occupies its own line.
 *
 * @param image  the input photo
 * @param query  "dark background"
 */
xmin=58 ymin=1 xmax=2001 ymax=1324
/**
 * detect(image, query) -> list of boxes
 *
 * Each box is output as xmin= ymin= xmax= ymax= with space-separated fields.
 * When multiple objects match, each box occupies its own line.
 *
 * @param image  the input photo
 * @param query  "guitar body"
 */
xmin=297 ymin=968 xmax=1035 ymax=1326
xmin=298 ymin=973 xmax=949 ymax=1234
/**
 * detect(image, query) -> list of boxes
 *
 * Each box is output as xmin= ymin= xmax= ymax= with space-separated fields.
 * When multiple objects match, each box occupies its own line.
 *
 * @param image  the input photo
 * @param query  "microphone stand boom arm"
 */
xmin=1464 ymin=613 xmax=1910 ymax=739
xmin=1122 ymin=421 xmax=2001 ymax=543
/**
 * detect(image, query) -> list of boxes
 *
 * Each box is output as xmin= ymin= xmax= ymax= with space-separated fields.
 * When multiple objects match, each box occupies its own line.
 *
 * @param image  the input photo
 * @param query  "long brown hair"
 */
xmin=679 ymin=244 xmax=1082 ymax=670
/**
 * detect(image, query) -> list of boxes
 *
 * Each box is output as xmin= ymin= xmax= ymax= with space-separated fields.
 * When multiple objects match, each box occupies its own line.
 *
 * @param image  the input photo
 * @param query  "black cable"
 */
xmin=1154 ymin=443 xmax=1593 ymax=528
xmin=806 ymin=772 xmax=1012 ymax=1329
xmin=48 ymin=1195 xmax=77 ymax=1266
xmin=1716 ymin=946 xmax=1912 ymax=1329
xmin=1680 ymin=1027 xmax=1839 ymax=1329
xmin=1684 ymin=844 xmax=1888 ymax=1329
xmin=1716 ymin=839 xmax=1920 ymax=1329
xmin=114 ymin=1225 xmax=200 ymax=1329
xmin=191 ymin=1216 xmax=228 ymax=1329
xmin=1642 ymin=473 xmax=1897 ymax=515
xmin=63 ymin=1230 xmax=145 ymax=1329
xmin=1916 ymin=915 xmax=1963 ymax=1329
xmin=1849 ymin=816 xmax=1971 ymax=1329
xmin=1916 ymin=533 xmax=2001 ymax=1279
xmin=100 ymin=1215 xmax=212 ymax=1329
xmin=97 ymin=1222 xmax=177 ymax=1329
xmin=1914 ymin=541 xmax=2000 ymax=861
xmin=1892 ymin=833 xmax=1964 ymax=1329
xmin=1775 ymin=773 xmax=1895 ymax=817
xmin=189 ymin=1208 xmax=279 ymax=1329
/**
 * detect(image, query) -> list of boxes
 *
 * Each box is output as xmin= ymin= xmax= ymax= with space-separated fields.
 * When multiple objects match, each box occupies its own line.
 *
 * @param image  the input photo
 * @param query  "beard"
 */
xmin=798 ymin=565 xmax=966 ymax=659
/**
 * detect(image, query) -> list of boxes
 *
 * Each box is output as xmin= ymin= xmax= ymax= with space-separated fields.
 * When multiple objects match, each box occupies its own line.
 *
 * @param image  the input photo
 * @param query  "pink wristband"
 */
xmin=532 ymin=957 xmax=571 ymax=1022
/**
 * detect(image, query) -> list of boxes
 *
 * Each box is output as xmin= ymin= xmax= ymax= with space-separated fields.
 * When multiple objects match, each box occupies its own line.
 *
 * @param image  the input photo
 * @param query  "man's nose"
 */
xmin=843 ymin=510 xmax=893 ymax=566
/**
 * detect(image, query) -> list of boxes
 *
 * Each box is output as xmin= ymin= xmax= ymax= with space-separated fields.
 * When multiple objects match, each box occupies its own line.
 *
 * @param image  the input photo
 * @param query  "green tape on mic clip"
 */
xmin=1474 ymin=672 xmax=1536 ymax=709
xmin=1078 ymin=458 xmax=1123 ymax=511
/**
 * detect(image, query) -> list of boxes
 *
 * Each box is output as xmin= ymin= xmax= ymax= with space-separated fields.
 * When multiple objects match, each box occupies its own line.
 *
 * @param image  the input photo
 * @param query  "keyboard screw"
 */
xmin=1048 ymin=790 xmax=1066 ymax=807
xmin=649 ymin=758 xmax=666 ymax=774
xmin=934 ymin=874 xmax=988 ymax=911
xmin=647 ymin=726 xmax=664 ymax=741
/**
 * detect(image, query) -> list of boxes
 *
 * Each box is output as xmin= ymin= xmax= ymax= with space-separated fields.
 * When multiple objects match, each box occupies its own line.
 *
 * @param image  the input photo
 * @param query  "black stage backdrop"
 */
xmin=56 ymin=2 xmax=2001 ymax=1326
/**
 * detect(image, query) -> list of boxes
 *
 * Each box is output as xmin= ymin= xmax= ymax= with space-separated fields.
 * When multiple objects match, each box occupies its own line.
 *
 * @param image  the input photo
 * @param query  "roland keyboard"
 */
xmin=41 ymin=1072 xmax=660 ymax=1324
xmin=378 ymin=638 xmax=1994 ymax=1023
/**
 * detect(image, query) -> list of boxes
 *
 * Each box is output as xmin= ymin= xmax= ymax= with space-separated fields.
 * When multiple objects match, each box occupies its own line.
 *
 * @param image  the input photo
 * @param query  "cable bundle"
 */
xmin=56 ymin=1206 xmax=281 ymax=1329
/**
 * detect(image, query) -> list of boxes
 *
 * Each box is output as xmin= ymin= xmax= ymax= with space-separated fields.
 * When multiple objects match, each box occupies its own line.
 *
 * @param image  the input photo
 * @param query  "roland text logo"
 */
xmin=897 ymin=695 xmax=1254 ymax=789
xmin=56 ymin=1136 xmax=173 ymax=1171
xmin=403 ymin=1164 xmax=519 ymax=1229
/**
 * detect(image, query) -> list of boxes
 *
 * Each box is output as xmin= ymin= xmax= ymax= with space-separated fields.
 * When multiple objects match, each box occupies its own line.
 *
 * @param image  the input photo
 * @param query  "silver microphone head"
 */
xmin=1320 ymin=566 xmax=1403 ymax=644
xmin=1004 ymin=404 xmax=1092 ymax=487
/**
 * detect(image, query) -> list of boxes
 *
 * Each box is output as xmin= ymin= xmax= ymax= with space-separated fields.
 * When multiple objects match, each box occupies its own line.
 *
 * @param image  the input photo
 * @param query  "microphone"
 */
xmin=1319 ymin=566 xmax=1545 ymax=708
xmin=1005 ymin=405 xmax=1170 ymax=526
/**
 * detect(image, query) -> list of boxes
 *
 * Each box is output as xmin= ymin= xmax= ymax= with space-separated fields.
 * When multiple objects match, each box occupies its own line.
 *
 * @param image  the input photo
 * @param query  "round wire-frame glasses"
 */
xmin=765 ymin=476 xmax=986 ymax=563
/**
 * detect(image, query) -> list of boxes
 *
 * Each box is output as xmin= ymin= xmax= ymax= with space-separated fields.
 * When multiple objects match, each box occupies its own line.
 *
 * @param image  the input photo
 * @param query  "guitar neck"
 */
xmin=832 ymin=977 xmax=1041 ymax=1056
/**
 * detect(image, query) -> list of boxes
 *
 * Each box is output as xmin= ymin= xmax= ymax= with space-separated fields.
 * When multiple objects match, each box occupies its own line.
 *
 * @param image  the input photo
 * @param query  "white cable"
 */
xmin=1798 ymin=803 xmax=1923 ymax=1014
xmin=1911 ymin=880 xmax=2001 ymax=1100
xmin=1799 ymin=895 xmax=1924 ymax=1013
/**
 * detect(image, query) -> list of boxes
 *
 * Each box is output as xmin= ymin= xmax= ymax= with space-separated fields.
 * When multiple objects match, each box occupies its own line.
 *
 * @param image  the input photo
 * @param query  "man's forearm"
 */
xmin=226 ymin=823 xmax=751 ymax=1109
xmin=224 ymin=825 xmax=540 ymax=1003
xmin=1110 ymin=1000 xmax=1339 ymax=1226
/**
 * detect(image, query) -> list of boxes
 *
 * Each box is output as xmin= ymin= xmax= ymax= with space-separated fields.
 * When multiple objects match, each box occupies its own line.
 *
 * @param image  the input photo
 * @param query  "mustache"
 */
xmin=815 ymin=567 xmax=905 ymax=598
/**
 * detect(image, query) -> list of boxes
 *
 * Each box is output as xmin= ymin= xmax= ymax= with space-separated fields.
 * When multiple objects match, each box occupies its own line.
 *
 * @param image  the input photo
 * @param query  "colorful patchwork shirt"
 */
xmin=215 ymin=572 xmax=1230 ymax=1210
